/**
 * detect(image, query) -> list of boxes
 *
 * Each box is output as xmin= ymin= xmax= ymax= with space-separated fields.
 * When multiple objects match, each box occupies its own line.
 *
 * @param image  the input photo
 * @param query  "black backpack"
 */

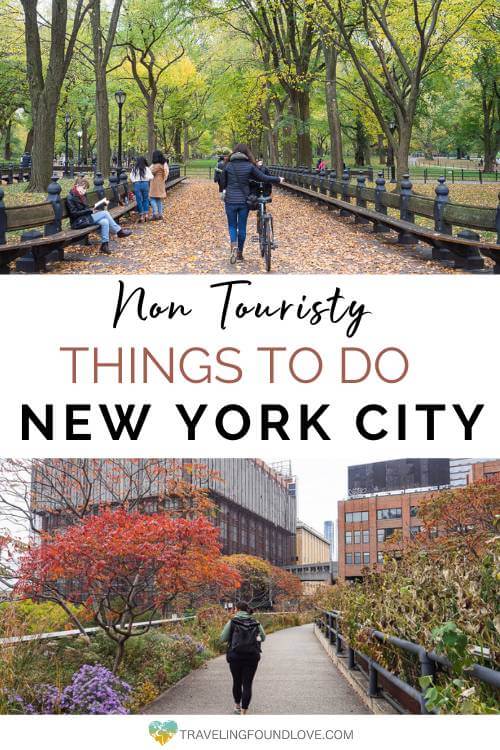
xmin=229 ymin=617 xmax=261 ymax=656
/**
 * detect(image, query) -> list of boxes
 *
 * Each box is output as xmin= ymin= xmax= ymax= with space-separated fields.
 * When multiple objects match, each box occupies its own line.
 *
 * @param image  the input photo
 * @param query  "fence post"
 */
xmin=340 ymin=169 xmax=351 ymax=216
xmin=455 ymin=229 xmax=485 ymax=271
xmin=328 ymin=613 xmax=334 ymax=645
xmin=119 ymin=170 xmax=129 ymax=203
xmin=328 ymin=170 xmax=338 ymax=201
xmin=368 ymin=662 xmax=378 ymax=697
xmin=374 ymin=171 xmax=389 ymax=233
xmin=431 ymin=176 xmax=454 ymax=263
xmin=0 ymin=187 xmax=6 ymax=246
xmin=397 ymin=173 xmax=416 ymax=244
xmin=7 ymin=164 xmax=13 ymax=185
xmin=355 ymin=175 xmax=369 ymax=224
xmin=479 ymin=170 xmax=482 ymax=184
xmin=94 ymin=171 xmax=105 ymax=200
xmin=108 ymin=171 xmax=119 ymax=208
xmin=419 ymin=652 xmax=435 ymax=714
xmin=16 ymin=173 xmax=64 ymax=271
xmin=348 ymin=646 xmax=356 ymax=670
xmin=433 ymin=176 xmax=452 ymax=235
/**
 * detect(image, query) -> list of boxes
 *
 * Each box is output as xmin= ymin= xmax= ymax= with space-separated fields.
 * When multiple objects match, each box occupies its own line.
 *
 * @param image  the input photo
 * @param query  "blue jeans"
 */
xmin=133 ymin=181 xmax=150 ymax=215
xmin=225 ymin=203 xmax=250 ymax=250
xmin=92 ymin=210 xmax=120 ymax=242
xmin=150 ymin=197 xmax=163 ymax=216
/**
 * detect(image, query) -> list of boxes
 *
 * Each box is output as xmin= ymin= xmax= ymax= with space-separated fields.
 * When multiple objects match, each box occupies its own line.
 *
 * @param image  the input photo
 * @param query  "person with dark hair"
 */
xmin=220 ymin=601 xmax=266 ymax=714
xmin=214 ymin=149 xmax=230 ymax=193
xmin=149 ymin=150 xmax=169 ymax=220
xmin=219 ymin=143 xmax=284 ymax=262
xmin=66 ymin=176 xmax=131 ymax=254
xmin=130 ymin=156 xmax=153 ymax=222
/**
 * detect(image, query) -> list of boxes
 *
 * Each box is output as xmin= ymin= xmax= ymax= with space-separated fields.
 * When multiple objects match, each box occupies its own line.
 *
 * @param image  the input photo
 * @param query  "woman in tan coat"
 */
xmin=149 ymin=150 xmax=169 ymax=220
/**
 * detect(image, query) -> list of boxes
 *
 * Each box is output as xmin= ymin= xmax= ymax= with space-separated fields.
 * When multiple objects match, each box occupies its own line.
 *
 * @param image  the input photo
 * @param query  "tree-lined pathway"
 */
xmin=49 ymin=179 xmax=456 ymax=275
xmin=144 ymin=624 xmax=369 ymax=715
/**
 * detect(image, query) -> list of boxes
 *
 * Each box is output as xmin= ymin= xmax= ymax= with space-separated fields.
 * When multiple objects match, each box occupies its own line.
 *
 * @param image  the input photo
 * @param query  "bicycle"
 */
xmin=255 ymin=195 xmax=275 ymax=272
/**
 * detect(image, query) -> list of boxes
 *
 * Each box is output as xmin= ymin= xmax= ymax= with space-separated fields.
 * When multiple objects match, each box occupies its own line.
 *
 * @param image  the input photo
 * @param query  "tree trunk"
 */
xmin=91 ymin=2 xmax=111 ymax=177
xmin=94 ymin=68 xmax=111 ymax=177
xmin=4 ymin=120 xmax=12 ymax=160
xmin=377 ymin=134 xmax=385 ymax=165
xmin=173 ymin=125 xmax=181 ymax=161
xmin=395 ymin=122 xmax=411 ymax=181
xmin=482 ymin=92 xmax=496 ymax=172
xmin=183 ymin=122 xmax=189 ymax=163
xmin=324 ymin=44 xmax=343 ymax=175
xmin=30 ymin=96 xmax=58 ymax=191
xmin=147 ymin=99 xmax=156 ymax=158
xmin=293 ymin=90 xmax=312 ymax=167
xmin=113 ymin=638 xmax=126 ymax=673
xmin=24 ymin=127 xmax=34 ymax=154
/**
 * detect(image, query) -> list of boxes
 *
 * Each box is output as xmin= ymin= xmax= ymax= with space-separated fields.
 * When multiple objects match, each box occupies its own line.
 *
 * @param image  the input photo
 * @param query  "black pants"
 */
xmin=228 ymin=658 xmax=259 ymax=709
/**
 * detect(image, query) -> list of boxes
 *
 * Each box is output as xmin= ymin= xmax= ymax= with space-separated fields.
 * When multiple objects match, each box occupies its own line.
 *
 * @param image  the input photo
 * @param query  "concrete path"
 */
xmin=144 ymin=624 xmax=369 ymax=715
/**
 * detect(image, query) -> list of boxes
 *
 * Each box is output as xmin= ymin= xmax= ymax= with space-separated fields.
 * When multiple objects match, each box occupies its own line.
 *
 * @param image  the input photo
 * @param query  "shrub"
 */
xmin=6 ymin=664 xmax=131 ymax=715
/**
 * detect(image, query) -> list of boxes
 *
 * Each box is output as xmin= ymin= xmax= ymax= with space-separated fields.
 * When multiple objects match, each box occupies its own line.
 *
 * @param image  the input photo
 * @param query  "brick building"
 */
xmin=31 ymin=458 xmax=296 ymax=567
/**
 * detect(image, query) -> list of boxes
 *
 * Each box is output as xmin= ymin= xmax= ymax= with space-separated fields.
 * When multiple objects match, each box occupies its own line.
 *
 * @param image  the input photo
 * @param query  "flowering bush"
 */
xmin=6 ymin=664 xmax=131 ymax=715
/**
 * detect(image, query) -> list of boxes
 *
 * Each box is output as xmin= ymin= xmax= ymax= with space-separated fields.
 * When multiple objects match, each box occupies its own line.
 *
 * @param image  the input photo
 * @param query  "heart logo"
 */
xmin=149 ymin=720 xmax=178 ymax=746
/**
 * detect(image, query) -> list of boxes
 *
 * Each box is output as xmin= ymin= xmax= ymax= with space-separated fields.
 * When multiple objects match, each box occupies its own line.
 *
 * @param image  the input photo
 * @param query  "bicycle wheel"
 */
xmin=263 ymin=214 xmax=273 ymax=272
xmin=258 ymin=210 xmax=265 ymax=257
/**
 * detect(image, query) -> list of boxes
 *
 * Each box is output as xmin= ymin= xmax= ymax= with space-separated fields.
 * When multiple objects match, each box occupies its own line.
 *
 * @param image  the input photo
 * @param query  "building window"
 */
xmin=410 ymin=505 xmax=418 ymax=517
xmin=377 ymin=528 xmax=396 ymax=543
xmin=354 ymin=552 xmax=361 ymax=564
xmin=354 ymin=530 xmax=361 ymax=544
xmin=345 ymin=531 xmax=352 ymax=545
xmin=345 ymin=511 xmax=368 ymax=524
xmin=363 ymin=552 xmax=370 ymax=565
xmin=363 ymin=530 xmax=369 ymax=544
xmin=376 ymin=508 xmax=402 ymax=520
xmin=410 ymin=526 xmax=422 ymax=538
xmin=345 ymin=553 xmax=353 ymax=564
xmin=377 ymin=552 xmax=384 ymax=564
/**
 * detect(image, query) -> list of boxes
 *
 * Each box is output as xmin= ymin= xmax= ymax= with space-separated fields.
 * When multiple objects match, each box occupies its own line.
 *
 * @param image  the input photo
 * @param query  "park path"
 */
xmin=49 ymin=178 xmax=455 ymax=275
xmin=143 ymin=624 xmax=369 ymax=715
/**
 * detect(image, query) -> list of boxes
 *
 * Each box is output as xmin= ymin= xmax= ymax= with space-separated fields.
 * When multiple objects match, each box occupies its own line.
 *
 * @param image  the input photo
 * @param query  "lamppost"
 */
xmin=114 ymin=90 xmax=127 ymax=169
xmin=388 ymin=120 xmax=397 ymax=183
xmin=127 ymin=141 xmax=131 ymax=167
xmin=77 ymin=130 xmax=83 ymax=167
xmin=64 ymin=113 xmax=71 ymax=176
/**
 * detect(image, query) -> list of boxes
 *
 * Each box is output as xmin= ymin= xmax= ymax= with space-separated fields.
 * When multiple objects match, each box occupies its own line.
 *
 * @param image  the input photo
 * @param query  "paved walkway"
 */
xmin=49 ymin=179 xmax=457 ymax=275
xmin=144 ymin=624 xmax=369 ymax=715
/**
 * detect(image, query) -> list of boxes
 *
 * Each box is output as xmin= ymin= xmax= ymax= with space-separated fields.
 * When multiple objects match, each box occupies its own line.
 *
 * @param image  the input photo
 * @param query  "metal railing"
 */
xmin=0 ymin=614 xmax=195 ymax=646
xmin=316 ymin=608 xmax=500 ymax=714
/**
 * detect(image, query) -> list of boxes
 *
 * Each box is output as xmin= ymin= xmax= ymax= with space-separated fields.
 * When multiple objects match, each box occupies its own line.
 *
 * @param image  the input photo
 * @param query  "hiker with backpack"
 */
xmin=220 ymin=601 xmax=266 ymax=714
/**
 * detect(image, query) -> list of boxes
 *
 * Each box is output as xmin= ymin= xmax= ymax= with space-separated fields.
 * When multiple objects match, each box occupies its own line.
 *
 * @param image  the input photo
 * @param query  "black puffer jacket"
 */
xmin=66 ymin=190 xmax=97 ymax=230
xmin=220 ymin=152 xmax=280 ymax=204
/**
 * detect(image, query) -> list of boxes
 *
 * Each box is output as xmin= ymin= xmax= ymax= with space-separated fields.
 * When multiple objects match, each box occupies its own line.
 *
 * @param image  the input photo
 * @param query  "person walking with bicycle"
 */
xmin=220 ymin=601 xmax=266 ymax=714
xmin=219 ymin=144 xmax=283 ymax=263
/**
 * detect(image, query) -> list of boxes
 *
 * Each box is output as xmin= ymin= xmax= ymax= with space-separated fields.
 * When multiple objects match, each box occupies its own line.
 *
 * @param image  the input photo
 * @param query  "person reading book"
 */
xmin=66 ymin=177 xmax=132 ymax=255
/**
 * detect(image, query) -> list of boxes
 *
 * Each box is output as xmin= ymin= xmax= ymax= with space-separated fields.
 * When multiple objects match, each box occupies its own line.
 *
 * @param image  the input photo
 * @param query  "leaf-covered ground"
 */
xmin=44 ymin=179 xmax=462 ymax=274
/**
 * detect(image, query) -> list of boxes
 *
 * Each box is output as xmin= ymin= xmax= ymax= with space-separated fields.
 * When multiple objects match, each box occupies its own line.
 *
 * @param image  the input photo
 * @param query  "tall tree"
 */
xmin=235 ymin=0 xmax=321 ymax=166
xmin=20 ymin=0 xmax=95 ymax=190
xmin=122 ymin=0 xmax=186 ymax=157
xmin=91 ymin=0 xmax=124 ymax=176
xmin=321 ymin=0 xmax=486 ymax=178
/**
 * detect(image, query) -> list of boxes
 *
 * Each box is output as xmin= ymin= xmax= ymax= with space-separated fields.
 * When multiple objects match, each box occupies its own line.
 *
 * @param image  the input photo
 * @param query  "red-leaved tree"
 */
xmin=15 ymin=508 xmax=240 ymax=671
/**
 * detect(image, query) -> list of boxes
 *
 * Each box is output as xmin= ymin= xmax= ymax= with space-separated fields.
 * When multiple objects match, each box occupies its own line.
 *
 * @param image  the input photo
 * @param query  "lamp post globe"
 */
xmin=115 ymin=90 xmax=127 ymax=169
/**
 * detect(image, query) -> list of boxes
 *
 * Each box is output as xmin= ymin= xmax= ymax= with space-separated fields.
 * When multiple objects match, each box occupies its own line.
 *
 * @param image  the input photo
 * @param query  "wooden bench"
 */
xmin=270 ymin=168 xmax=500 ymax=273
xmin=0 ymin=170 xmax=185 ymax=273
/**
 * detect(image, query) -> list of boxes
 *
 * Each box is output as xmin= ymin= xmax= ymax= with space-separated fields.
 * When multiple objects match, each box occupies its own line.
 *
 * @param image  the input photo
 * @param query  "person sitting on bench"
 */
xmin=66 ymin=176 xmax=131 ymax=255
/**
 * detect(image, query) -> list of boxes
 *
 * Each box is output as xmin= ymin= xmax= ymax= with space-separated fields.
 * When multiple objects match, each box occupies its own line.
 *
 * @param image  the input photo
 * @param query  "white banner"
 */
xmin=0 ymin=714 xmax=496 ymax=749
xmin=0 ymin=274 xmax=498 ymax=457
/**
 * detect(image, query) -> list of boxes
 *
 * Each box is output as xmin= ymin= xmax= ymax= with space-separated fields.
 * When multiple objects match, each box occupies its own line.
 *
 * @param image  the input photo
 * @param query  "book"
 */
xmin=93 ymin=197 xmax=109 ymax=210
